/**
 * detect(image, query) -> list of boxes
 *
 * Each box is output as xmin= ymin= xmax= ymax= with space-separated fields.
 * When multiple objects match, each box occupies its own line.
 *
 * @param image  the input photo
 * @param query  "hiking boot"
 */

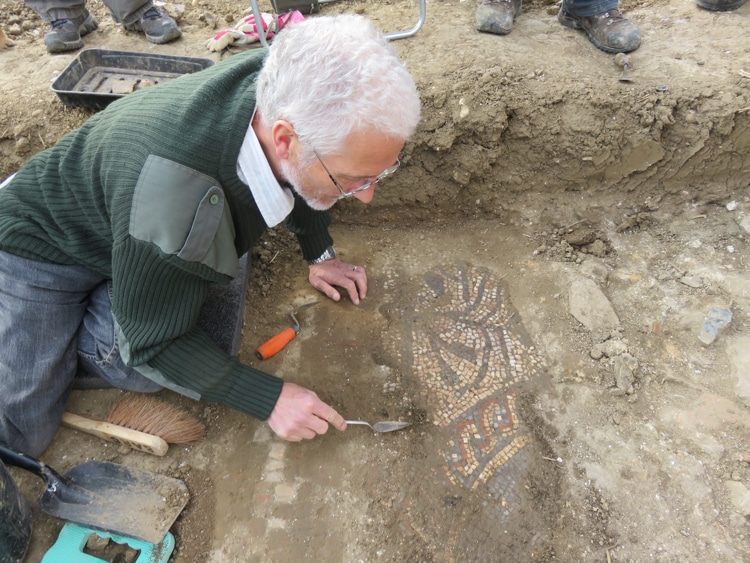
xmin=558 ymin=6 xmax=641 ymax=54
xmin=124 ymin=6 xmax=182 ymax=44
xmin=695 ymin=0 xmax=746 ymax=10
xmin=44 ymin=10 xmax=98 ymax=54
xmin=476 ymin=0 xmax=522 ymax=35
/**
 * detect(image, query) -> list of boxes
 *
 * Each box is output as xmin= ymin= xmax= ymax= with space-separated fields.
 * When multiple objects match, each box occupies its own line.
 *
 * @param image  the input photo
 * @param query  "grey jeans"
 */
xmin=562 ymin=0 xmax=621 ymax=17
xmin=25 ymin=0 xmax=152 ymax=25
xmin=0 ymin=251 xmax=163 ymax=457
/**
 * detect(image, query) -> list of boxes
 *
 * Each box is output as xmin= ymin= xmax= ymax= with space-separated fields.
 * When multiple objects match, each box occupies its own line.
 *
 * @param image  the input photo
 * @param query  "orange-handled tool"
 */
xmin=255 ymin=313 xmax=300 ymax=360
xmin=255 ymin=301 xmax=319 ymax=360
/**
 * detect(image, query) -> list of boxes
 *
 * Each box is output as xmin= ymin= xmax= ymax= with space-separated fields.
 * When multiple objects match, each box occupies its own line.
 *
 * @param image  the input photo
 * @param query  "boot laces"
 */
xmin=141 ymin=7 xmax=163 ymax=21
xmin=599 ymin=8 xmax=626 ymax=24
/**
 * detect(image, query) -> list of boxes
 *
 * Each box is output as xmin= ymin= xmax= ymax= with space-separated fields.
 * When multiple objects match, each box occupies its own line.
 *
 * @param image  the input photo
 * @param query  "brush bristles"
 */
xmin=108 ymin=395 xmax=206 ymax=445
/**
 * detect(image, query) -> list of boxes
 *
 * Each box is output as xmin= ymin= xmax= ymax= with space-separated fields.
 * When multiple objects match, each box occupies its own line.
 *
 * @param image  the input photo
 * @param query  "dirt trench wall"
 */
xmin=2 ymin=0 xmax=749 ymax=220
xmin=368 ymin=72 xmax=750 ymax=220
xmin=3 ymin=70 xmax=748 ymax=214
xmin=340 ymin=0 xmax=750 ymax=220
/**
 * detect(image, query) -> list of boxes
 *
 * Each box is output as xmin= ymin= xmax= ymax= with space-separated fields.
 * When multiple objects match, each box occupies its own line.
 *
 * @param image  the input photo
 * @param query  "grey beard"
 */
xmin=279 ymin=160 xmax=335 ymax=211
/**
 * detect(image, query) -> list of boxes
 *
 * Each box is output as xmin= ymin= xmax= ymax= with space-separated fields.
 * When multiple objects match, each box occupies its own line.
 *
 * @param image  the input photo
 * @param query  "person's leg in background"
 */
xmin=25 ymin=0 xmax=180 ymax=54
xmin=25 ymin=0 xmax=97 ymax=53
xmin=104 ymin=0 xmax=182 ymax=45
xmin=558 ymin=0 xmax=642 ymax=53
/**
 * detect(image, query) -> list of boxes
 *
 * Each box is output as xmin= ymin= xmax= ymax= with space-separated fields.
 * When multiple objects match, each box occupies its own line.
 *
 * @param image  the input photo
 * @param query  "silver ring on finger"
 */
xmin=352 ymin=266 xmax=358 ymax=271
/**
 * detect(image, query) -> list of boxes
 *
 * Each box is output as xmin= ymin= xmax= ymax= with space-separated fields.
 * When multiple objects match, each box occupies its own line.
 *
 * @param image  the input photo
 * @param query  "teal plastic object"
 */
xmin=42 ymin=523 xmax=175 ymax=563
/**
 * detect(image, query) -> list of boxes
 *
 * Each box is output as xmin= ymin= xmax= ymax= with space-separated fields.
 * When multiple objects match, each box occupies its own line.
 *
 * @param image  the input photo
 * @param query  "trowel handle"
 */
xmin=255 ymin=327 xmax=298 ymax=360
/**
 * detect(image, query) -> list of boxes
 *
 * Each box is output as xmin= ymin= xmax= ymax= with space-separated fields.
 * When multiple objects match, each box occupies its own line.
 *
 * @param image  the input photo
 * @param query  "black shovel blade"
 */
xmin=39 ymin=461 xmax=189 ymax=545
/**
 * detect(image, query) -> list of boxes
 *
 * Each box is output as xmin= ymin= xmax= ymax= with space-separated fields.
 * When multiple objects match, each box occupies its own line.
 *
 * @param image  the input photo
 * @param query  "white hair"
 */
xmin=256 ymin=14 xmax=421 ymax=163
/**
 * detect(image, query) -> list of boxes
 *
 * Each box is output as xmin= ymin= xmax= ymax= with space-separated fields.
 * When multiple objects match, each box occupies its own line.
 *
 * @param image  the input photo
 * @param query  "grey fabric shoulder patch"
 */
xmin=130 ymin=155 xmax=238 ymax=277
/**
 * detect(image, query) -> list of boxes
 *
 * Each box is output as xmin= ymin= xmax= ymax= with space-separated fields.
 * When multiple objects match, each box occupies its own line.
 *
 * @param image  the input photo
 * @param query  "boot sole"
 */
xmin=124 ymin=24 xmax=182 ymax=44
xmin=46 ymin=38 xmax=84 ymax=53
xmin=145 ymin=27 xmax=182 ymax=44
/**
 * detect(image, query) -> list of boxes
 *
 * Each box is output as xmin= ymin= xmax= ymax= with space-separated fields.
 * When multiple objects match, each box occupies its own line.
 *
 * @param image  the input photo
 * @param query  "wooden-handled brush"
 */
xmin=63 ymin=395 xmax=206 ymax=457
xmin=62 ymin=412 xmax=169 ymax=456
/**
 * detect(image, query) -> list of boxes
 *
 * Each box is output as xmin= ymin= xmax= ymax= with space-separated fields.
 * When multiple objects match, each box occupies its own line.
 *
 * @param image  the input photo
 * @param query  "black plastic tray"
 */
xmin=51 ymin=49 xmax=215 ymax=110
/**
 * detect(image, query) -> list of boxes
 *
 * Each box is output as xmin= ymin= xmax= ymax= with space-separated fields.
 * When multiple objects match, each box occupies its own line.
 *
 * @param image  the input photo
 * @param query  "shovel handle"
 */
xmin=62 ymin=412 xmax=169 ymax=457
xmin=255 ymin=326 xmax=298 ymax=360
xmin=0 ymin=443 xmax=67 ymax=493
xmin=0 ymin=443 xmax=44 ymax=475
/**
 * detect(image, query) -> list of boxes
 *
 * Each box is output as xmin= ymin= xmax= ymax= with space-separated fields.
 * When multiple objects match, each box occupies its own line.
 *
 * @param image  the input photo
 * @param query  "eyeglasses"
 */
xmin=312 ymin=149 xmax=400 ymax=199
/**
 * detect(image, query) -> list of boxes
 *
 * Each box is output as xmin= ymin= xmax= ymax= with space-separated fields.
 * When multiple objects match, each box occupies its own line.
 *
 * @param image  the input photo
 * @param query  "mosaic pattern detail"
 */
xmin=403 ymin=262 xmax=545 ymax=501
xmin=444 ymin=391 xmax=530 ymax=491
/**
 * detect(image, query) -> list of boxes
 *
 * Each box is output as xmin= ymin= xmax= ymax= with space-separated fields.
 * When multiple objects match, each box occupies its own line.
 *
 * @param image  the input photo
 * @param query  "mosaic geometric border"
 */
xmin=399 ymin=262 xmax=545 ymax=500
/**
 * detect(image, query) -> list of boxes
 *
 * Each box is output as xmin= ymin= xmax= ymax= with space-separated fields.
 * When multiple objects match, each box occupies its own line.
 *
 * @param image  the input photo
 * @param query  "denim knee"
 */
xmin=0 ymin=414 xmax=58 ymax=458
xmin=76 ymin=280 xmax=163 ymax=393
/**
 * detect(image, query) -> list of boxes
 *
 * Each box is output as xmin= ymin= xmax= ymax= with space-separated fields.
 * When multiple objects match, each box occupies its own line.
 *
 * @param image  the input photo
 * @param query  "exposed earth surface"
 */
xmin=2 ymin=0 xmax=750 ymax=561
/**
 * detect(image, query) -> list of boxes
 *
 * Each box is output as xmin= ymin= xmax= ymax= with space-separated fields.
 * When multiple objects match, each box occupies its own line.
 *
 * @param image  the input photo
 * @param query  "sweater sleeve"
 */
xmin=284 ymin=192 xmax=334 ymax=261
xmin=111 ymin=237 xmax=283 ymax=420
xmin=148 ymin=326 xmax=283 ymax=420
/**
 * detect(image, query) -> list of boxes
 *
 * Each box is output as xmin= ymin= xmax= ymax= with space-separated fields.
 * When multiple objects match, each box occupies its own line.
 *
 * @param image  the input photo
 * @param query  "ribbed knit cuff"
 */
xmin=147 ymin=330 xmax=284 ymax=421
xmin=284 ymin=193 xmax=333 ymax=261
xmin=296 ymin=231 xmax=334 ymax=262
xmin=201 ymin=365 xmax=284 ymax=421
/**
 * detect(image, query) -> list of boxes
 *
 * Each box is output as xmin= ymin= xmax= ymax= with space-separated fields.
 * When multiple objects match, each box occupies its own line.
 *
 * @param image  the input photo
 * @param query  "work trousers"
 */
xmin=25 ymin=0 xmax=152 ymax=25
xmin=0 ymin=251 xmax=163 ymax=458
xmin=562 ymin=0 xmax=621 ymax=16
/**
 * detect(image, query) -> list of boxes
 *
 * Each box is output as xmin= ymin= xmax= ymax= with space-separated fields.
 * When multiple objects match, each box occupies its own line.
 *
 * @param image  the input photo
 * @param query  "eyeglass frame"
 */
xmin=312 ymin=149 xmax=400 ymax=199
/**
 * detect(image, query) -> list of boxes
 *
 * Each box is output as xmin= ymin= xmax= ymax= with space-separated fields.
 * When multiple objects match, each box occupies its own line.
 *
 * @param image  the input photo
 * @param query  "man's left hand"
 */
xmin=308 ymin=259 xmax=367 ymax=305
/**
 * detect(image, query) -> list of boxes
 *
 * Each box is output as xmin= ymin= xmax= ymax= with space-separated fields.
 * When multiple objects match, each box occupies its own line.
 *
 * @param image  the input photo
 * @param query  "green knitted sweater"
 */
xmin=0 ymin=50 xmax=333 ymax=420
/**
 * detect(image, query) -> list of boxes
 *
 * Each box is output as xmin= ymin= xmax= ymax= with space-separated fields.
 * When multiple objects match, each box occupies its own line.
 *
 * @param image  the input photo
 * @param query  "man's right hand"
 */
xmin=267 ymin=381 xmax=346 ymax=441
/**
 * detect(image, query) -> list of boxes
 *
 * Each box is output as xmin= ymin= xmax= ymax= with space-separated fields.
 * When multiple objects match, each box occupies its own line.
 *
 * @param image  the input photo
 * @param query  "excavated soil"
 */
xmin=2 ymin=0 xmax=750 ymax=561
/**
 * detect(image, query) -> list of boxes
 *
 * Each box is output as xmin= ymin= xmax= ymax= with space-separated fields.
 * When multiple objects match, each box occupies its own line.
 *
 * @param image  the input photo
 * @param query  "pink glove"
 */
xmin=205 ymin=29 xmax=258 ymax=51
xmin=206 ymin=10 xmax=305 ymax=51
xmin=235 ymin=10 xmax=305 ymax=40
xmin=235 ymin=12 xmax=274 ymax=35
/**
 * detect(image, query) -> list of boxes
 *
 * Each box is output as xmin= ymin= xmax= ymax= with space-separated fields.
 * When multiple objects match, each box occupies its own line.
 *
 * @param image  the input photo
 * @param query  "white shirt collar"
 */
xmin=0 ymin=173 xmax=15 ymax=189
xmin=237 ymin=110 xmax=294 ymax=227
